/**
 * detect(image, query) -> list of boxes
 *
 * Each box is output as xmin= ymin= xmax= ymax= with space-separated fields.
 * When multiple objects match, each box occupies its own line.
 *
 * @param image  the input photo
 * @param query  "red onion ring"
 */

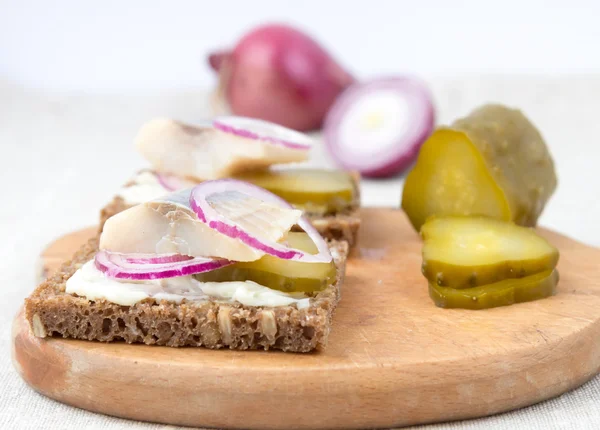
xmin=156 ymin=173 xmax=179 ymax=192
xmin=156 ymin=173 xmax=197 ymax=192
xmin=121 ymin=253 xmax=193 ymax=265
xmin=95 ymin=250 xmax=232 ymax=280
xmin=189 ymin=179 xmax=332 ymax=263
xmin=213 ymin=116 xmax=313 ymax=151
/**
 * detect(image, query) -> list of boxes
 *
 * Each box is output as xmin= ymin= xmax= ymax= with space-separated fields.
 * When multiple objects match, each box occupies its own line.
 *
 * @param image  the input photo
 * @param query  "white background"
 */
xmin=1 ymin=0 xmax=600 ymax=92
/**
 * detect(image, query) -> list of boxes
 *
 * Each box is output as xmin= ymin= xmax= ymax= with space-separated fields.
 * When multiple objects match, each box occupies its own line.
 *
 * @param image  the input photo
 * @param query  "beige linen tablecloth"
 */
xmin=2 ymin=76 xmax=599 ymax=429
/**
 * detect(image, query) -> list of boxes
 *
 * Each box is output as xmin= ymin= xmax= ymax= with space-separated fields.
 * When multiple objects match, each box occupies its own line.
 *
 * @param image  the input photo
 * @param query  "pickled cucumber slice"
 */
xmin=234 ymin=169 xmax=355 ymax=215
xmin=402 ymin=104 xmax=557 ymax=231
xmin=194 ymin=232 xmax=337 ymax=293
xmin=401 ymin=129 xmax=511 ymax=231
xmin=429 ymin=269 xmax=558 ymax=310
xmin=422 ymin=217 xmax=559 ymax=288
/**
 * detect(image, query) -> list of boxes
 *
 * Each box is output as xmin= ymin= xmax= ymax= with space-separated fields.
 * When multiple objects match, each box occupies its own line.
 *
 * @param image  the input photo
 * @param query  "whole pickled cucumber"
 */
xmin=421 ymin=217 xmax=559 ymax=289
xmin=402 ymin=104 xmax=557 ymax=231
xmin=194 ymin=232 xmax=337 ymax=293
xmin=429 ymin=269 xmax=559 ymax=310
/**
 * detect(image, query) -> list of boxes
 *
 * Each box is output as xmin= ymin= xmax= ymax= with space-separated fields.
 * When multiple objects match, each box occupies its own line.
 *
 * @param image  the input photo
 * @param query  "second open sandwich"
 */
xmin=99 ymin=117 xmax=361 ymax=246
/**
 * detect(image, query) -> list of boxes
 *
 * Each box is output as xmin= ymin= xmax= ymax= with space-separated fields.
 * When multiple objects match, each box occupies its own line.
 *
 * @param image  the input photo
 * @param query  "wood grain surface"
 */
xmin=12 ymin=208 xmax=600 ymax=429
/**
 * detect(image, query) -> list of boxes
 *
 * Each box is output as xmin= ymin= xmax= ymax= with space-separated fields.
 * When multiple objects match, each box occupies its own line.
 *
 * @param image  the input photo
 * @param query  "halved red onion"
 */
xmin=324 ymin=77 xmax=435 ymax=178
xmin=95 ymin=250 xmax=231 ymax=280
xmin=156 ymin=173 xmax=197 ymax=192
xmin=190 ymin=179 xmax=332 ymax=263
xmin=213 ymin=116 xmax=313 ymax=151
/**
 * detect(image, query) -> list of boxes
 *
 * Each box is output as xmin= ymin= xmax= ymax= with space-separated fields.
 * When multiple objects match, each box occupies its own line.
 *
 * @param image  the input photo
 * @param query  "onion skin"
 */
xmin=208 ymin=50 xmax=229 ymax=72
xmin=208 ymin=24 xmax=354 ymax=132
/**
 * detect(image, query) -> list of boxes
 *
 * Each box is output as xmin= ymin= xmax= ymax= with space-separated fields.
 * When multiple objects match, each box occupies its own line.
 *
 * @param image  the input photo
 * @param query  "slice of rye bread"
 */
xmin=25 ymin=238 xmax=349 ymax=353
xmin=99 ymin=171 xmax=362 ymax=246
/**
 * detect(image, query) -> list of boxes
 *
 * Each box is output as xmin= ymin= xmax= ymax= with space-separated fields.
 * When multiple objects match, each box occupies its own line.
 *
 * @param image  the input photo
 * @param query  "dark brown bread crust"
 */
xmin=25 ymin=238 xmax=348 ymax=353
xmin=98 ymin=171 xmax=362 ymax=246
xmin=297 ymin=208 xmax=360 ymax=246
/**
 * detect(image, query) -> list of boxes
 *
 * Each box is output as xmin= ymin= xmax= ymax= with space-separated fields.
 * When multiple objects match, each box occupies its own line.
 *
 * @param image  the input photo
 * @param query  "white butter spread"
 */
xmin=66 ymin=261 xmax=311 ymax=308
xmin=117 ymin=171 xmax=170 ymax=205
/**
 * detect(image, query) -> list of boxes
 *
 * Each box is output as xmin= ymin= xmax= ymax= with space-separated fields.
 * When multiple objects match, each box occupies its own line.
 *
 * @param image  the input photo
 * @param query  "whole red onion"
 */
xmin=208 ymin=24 xmax=354 ymax=131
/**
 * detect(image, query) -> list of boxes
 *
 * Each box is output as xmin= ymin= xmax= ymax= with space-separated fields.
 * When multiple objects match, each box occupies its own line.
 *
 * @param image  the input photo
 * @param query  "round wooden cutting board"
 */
xmin=12 ymin=208 xmax=600 ymax=429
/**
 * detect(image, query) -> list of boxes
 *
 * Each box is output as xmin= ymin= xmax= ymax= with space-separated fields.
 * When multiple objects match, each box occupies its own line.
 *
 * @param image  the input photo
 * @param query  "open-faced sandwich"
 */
xmin=101 ymin=117 xmax=361 ymax=246
xmin=26 ymin=180 xmax=348 ymax=352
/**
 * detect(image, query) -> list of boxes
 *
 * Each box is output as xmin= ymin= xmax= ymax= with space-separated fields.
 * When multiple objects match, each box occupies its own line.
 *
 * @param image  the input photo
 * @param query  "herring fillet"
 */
xmin=135 ymin=118 xmax=309 ymax=181
xmin=206 ymin=190 xmax=302 ymax=242
xmin=100 ymin=188 xmax=302 ymax=262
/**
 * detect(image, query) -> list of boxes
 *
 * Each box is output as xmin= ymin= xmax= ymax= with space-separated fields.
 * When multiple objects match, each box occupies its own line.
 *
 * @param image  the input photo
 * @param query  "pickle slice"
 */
xmin=234 ymin=169 xmax=355 ymax=215
xmin=402 ymin=129 xmax=511 ymax=231
xmin=429 ymin=269 xmax=558 ymax=310
xmin=422 ymin=217 xmax=559 ymax=288
xmin=194 ymin=232 xmax=337 ymax=293
xmin=402 ymin=104 xmax=557 ymax=231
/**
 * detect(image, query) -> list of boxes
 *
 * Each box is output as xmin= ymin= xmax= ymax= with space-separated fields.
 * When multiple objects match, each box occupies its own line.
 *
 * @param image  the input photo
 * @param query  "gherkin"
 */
xmin=421 ymin=217 xmax=559 ymax=289
xmin=234 ymin=169 xmax=356 ymax=215
xmin=429 ymin=270 xmax=559 ymax=310
xmin=194 ymin=232 xmax=337 ymax=293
